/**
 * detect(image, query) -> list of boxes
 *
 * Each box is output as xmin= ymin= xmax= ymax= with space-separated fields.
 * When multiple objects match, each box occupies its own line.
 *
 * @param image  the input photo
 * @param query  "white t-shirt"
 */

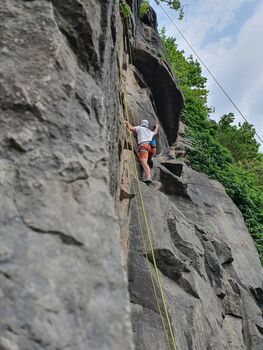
xmin=134 ymin=126 xmax=154 ymax=145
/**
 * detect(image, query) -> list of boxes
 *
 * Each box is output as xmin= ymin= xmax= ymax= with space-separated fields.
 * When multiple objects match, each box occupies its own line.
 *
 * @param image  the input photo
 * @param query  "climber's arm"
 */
xmin=125 ymin=120 xmax=137 ymax=132
xmin=153 ymin=124 xmax=159 ymax=136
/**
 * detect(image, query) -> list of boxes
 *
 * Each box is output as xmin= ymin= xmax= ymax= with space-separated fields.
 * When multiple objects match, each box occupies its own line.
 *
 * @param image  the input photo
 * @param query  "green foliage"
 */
xmin=120 ymin=0 xmax=184 ymax=21
xmin=161 ymin=30 xmax=263 ymax=264
xmin=155 ymin=0 xmax=184 ymax=20
xmin=120 ymin=1 xmax=131 ymax=19
xmin=139 ymin=0 xmax=150 ymax=17
xmin=217 ymin=113 xmax=260 ymax=166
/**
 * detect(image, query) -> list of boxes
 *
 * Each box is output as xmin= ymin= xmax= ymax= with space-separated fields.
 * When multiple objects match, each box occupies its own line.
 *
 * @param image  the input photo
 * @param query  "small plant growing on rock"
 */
xmin=120 ymin=1 xmax=131 ymax=19
xmin=139 ymin=0 xmax=150 ymax=17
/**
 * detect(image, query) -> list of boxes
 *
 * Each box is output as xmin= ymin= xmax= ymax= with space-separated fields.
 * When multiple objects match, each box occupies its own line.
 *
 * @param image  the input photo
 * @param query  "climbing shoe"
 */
xmin=142 ymin=178 xmax=152 ymax=185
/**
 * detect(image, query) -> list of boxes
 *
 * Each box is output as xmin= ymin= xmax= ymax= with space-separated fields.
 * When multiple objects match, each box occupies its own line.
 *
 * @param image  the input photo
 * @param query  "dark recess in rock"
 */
xmin=159 ymin=165 xmax=188 ymax=197
xmin=132 ymin=48 xmax=184 ymax=145
xmin=51 ymin=0 xmax=100 ymax=75
xmin=140 ymin=6 xmax=158 ymax=29
xmin=147 ymin=248 xmax=190 ymax=281
xmin=250 ymin=287 xmax=263 ymax=310
xmin=161 ymin=161 xmax=184 ymax=177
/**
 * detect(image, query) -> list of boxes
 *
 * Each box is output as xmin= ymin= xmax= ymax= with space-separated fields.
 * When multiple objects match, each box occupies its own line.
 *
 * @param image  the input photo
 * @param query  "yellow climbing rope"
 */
xmin=126 ymin=159 xmax=172 ymax=350
xmin=118 ymin=35 xmax=177 ymax=348
xmin=123 ymin=94 xmax=177 ymax=350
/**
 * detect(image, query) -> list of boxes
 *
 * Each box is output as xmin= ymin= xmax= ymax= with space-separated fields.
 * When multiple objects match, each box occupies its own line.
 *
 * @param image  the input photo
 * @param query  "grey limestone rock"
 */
xmin=127 ymin=160 xmax=263 ymax=349
xmin=123 ymin=3 xmax=263 ymax=349
xmin=1 ymin=0 xmax=262 ymax=349
xmin=0 ymin=0 xmax=133 ymax=349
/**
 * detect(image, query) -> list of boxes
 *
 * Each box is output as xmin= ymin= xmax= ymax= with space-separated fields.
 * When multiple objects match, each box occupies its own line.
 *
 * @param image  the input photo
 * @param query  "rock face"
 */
xmin=119 ymin=2 xmax=263 ymax=350
xmin=0 ymin=1 xmax=132 ymax=349
xmin=0 ymin=1 xmax=262 ymax=350
xmin=127 ymin=161 xmax=263 ymax=349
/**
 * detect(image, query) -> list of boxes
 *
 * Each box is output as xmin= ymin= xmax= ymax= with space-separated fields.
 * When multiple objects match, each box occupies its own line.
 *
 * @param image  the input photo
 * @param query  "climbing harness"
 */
xmin=138 ymin=142 xmax=155 ymax=161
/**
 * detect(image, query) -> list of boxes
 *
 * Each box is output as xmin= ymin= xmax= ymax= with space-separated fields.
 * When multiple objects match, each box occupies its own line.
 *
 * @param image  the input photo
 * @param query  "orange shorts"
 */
xmin=138 ymin=143 xmax=156 ymax=160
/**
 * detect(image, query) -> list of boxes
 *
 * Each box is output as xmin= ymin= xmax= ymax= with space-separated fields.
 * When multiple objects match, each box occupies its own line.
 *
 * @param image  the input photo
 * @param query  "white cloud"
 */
xmin=204 ymin=1 xmax=263 ymax=137
xmin=152 ymin=0 xmax=256 ymax=48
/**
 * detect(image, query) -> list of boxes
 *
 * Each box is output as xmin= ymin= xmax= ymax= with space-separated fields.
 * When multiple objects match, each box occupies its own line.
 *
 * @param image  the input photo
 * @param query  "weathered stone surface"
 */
xmin=0 ymin=1 xmax=133 ymax=349
xmin=128 ymin=160 xmax=263 ymax=349
xmin=124 ymin=65 xmax=170 ymax=156
xmin=132 ymin=45 xmax=183 ymax=145
xmin=127 ymin=1 xmax=184 ymax=146
xmin=1 ymin=1 xmax=262 ymax=349
xmin=122 ymin=8 xmax=262 ymax=349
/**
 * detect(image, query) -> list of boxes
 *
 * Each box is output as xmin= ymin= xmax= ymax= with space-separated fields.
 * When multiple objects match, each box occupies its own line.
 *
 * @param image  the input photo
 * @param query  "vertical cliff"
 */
xmin=0 ymin=1 xmax=132 ymax=349
xmin=0 ymin=1 xmax=262 ymax=350
xmin=119 ymin=2 xmax=263 ymax=350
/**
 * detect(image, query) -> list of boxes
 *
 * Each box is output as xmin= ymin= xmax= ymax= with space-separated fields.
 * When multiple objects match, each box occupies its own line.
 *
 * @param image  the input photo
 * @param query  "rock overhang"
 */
xmin=132 ymin=47 xmax=184 ymax=145
xmin=131 ymin=5 xmax=184 ymax=145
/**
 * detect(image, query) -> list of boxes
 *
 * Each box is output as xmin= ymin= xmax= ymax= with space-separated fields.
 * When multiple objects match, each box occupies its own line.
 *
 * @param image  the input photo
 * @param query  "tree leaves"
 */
xmin=155 ymin=1 xmax=184 ymax=19
xmin=162 ymin=31 xmax=263 ymax=264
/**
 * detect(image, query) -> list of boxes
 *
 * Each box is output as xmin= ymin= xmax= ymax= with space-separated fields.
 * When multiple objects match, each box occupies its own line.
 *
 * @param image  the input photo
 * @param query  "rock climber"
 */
xmin=125 ymin=119 xmax=159 ymax=183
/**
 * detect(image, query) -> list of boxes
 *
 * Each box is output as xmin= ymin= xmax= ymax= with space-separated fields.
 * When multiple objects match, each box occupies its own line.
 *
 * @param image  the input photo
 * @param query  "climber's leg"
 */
xmin=147 ymin=146 xmax=156 ymax=168
xmin=139 ymin=157 xmax=151 ymax=180
xmin=138 ymin=144 xmax=151 ymax=181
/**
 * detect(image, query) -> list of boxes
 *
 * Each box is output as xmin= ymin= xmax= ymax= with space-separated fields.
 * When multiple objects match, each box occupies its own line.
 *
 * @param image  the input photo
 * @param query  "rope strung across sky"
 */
xmin=158 ymin=3 xmax=263 ymax=145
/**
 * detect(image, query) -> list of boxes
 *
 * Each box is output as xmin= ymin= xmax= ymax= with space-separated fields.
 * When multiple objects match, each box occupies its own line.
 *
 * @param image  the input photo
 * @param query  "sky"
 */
xmin=149 ymin=0 xmax=263 ymax=148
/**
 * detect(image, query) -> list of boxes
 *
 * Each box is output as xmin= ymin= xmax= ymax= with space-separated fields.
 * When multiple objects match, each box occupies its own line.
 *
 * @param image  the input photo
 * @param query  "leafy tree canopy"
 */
xmin=161 ymin=30 xmax=263 ymax=263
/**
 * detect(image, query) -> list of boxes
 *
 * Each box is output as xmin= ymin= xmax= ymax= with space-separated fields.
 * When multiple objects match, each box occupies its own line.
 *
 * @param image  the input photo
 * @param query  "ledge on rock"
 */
xmin=147 ymin=248 xmax=190 ymax=281
xmin=159 ymin=164 xmax=188 ymax=197
xmin=161 ymin=161 xmax=184 ymax=177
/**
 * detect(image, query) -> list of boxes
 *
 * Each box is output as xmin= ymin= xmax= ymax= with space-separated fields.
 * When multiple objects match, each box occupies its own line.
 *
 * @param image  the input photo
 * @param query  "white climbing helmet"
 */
xmin=140 ymin=119 xmax=149 ymax=128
